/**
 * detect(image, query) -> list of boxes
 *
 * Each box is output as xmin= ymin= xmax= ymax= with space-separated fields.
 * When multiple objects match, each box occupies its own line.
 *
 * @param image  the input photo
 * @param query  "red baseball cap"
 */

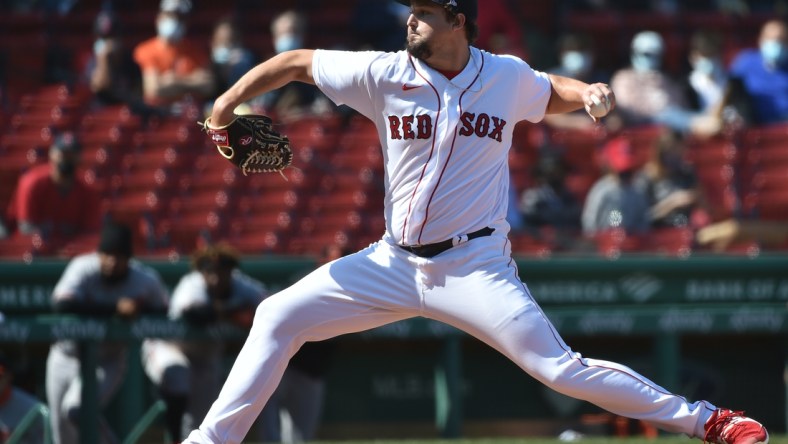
xmin=604 ymin=137 xmax=637 ymax=172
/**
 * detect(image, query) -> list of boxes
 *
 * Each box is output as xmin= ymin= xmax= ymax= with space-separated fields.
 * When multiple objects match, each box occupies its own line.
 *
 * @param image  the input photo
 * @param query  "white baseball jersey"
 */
xmin=313 ymin=47 xmax=551 ymax=245
xmin=185 ymin=48 xmax=718 ymax=444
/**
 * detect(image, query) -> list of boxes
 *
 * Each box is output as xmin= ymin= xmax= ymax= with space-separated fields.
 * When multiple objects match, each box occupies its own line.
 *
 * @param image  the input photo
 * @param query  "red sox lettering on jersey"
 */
xmin=388 ymin=112 xmax=507 ymax=142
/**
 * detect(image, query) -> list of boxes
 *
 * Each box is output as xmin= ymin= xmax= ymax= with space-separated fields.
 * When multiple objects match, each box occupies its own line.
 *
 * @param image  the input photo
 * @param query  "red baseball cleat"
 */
xmin=704 ymin=409 xmax=769 ymax=444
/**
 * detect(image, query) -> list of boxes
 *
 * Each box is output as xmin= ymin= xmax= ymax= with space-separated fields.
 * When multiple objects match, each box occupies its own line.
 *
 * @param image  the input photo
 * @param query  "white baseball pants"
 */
xmin=185 ymin=236 xmax=716 ymax=443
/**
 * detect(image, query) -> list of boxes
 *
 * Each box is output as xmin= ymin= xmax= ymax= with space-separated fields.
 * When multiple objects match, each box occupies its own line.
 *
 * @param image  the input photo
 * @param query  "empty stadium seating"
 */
xmin=0 ymin=3 xmax=785 ymax=259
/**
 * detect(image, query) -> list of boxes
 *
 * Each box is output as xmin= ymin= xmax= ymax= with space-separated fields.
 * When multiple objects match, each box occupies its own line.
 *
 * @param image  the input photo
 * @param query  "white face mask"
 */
xmin=274 ymin=34 xmax=303 ymax=54
xmin=157 ymin=17 xmax=185 ymax=42
xmin=760 ymin=40 xmax=787 ymax=67
xmin=561 ymin=50 xmax=591 ymax=76
xmin=692 ymin=56 xmax=717 ymax=75
xmin=212 ymin=46 xmax=231 ymax=64
xmin=94 ymin=38 xmax=107 ymax=56
xmin=631 ymin=52 xmax=661 ymax=72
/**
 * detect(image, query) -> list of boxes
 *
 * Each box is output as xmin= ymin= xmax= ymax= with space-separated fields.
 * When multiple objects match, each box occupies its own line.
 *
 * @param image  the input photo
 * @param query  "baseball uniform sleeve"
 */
xmin=311 ymin=49 xmax=387 ymax=119
xmin=52 ymin=254 xmax=97 ymax=302
xmin=505 ymin=55 xmax=552 ymax=123
xmin=168 ymin=272 xmax=208 ymax=319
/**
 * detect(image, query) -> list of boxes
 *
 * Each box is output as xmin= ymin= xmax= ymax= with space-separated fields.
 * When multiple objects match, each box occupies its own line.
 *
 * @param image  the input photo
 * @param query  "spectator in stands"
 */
xmin=686 ymin=31 xmax=728 ymax=117
xmin=680 ymin=30 xmax=732 ymax=136
xmin=0 ymin=352 xmax=46 ymax=444
xmin=729 ymin=19 xmax=788 ymax=125
xmin=549 ymin=33 xmax=607 ymax=84
xmin=544 ymin=32 xmax=610 ymax=130
xmin=581 ymin=137 xmax=651 ymax=235
xmin=474 ymin=0 xmax=528 ymax=59
xmin=133 ymin=0 xmax=214 ymax=112
xmin=519 ymin=150 xmax=582 ymax=242
xmin=696 ymin=217 xmax=788 ymax=252
xmin=46 ymin=221 xmax=168 ymax=444
xmin=561 ymin=0 xmax=677 ymax=13
xmin=142 ymin=243 xmax=265 ymax=442
xmin=209 ymin=16 xmax=256 ymax=101
xmin=83 ymin=10 xmax=155 ymax=118
xmin=252 ymin=10 xmax=333 ymax=122
xmin=609 ymin=31 xmax=692 ymax=131
xmin=257 ymin=244 xmax=341 ymax=444
xmin=633 ymin=129 xmax=709 ymax=229
xmin=351 ymin=1 xmax=410 ymax=51
xmin=506 ymin=177 xmax=525 ymax=233
xmin=5 ymin=132 xmax=100 ymax=242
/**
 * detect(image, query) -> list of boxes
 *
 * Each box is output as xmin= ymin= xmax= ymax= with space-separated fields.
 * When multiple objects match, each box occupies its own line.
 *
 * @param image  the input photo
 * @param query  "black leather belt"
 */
xmin=399 ymin=227 xmax=494 ymax=258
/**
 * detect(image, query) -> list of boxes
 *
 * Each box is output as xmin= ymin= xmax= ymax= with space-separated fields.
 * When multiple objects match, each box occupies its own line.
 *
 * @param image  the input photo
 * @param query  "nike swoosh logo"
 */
xmin=402 ymin=84 xmax=422 ymax=91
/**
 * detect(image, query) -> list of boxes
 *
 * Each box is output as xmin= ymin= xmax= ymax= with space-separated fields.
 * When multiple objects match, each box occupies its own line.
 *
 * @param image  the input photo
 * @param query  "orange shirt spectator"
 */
xmin=133 ymin=0 xmax=213 ymax=107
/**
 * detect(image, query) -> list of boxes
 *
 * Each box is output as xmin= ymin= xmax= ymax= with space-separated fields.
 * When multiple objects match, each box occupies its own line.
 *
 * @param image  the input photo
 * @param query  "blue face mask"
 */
xmin=93 ymin=38 xmax=107 ymax=56
xmin=632 ymin=52 xmax=661 ymax=72
xmin=692 ymin=56 xmax=717 ymax=75
xmin=212 ymin=46 xmax=231 ymax=64
xmin=561 ymin=51 xmax=591 ymax=76
xmin=274 ymin=34 xmax=303 ymax=54
xmin=157 ymin=17 xmax=185 ymax=42
xmin=760 ymin=40 xmax=787 ymax=67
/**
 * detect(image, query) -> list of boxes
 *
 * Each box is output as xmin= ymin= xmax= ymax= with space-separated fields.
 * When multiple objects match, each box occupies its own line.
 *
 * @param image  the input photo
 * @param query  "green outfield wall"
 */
xmin=1 ymin=254 xmax=786 ymax=442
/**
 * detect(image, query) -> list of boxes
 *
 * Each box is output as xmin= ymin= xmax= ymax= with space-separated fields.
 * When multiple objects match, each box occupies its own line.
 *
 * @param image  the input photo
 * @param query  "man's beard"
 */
xmin=406 ymin=38 xmax=432 ymax=60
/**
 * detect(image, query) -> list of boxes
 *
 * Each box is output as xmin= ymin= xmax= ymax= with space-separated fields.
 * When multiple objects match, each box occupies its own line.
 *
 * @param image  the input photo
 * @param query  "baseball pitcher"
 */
xmin=186 ymin=1 xmax=769 ymax=443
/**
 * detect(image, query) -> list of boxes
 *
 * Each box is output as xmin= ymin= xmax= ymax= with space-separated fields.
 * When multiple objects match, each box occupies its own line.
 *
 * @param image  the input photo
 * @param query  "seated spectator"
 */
xmin=475 ymin=0 xmax=528 ymax=58
xmin=83 ymin=10 xmax=156 ymax=117
xmin=609 ymin=31 xmax=691 ymax=131
xmin=506 ymin=177 xmax=525 ymax=233
xmin=581 ymin=137 xmax=651 ymax=235
xmin=729 ymin=19 xmax=788 ymax=125
xmin=133 ymin=0 xmax=214 ymax=111
xmin=5 ymin=132 xmax=101 ymax=242
xmin=696 ymin=218 xmax=788 ymax=252
xmin=209 ymin=15 xmax=257 ymax=98
xmin=633 ymin=129 xmax=709 ymax=228
xmin=142 ymin=243 xmax=265 ymax=442
xmin=544 ymin=32 xmax=610 ymax=130
xmin=519 ymin=151 xmax=582 ymax=240
xmin=252 ymin=10 xmax=333 ymax=122
xmin=549 ymin=32 xmax=608 ymax=83
xmin=680 ymin=30 xmax=738 ymax=137
xmin=46 ymin=221 xmax=168 ymax=444
xmin=0 ymin=352 xmax=46 ymax=444
xmin=352 ymin=1 xmax=409 ymax=51
xmin=686 ymin=31 xmax=728 ymax=117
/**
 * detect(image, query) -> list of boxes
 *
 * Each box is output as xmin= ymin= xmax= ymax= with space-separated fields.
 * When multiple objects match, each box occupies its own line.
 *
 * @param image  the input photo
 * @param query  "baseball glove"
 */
xmin=198 ymin=114 xmax=293 ymax=176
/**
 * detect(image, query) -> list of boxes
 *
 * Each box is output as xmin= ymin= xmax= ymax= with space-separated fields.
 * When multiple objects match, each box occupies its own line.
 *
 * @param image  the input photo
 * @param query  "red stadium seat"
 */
xmin=645 ymin=227 xmax=695 ymax=258
xmin=509 ymin=232 xmax=554 ymax=258
xmin=593 ymin=228 xmax=646 ymax=258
